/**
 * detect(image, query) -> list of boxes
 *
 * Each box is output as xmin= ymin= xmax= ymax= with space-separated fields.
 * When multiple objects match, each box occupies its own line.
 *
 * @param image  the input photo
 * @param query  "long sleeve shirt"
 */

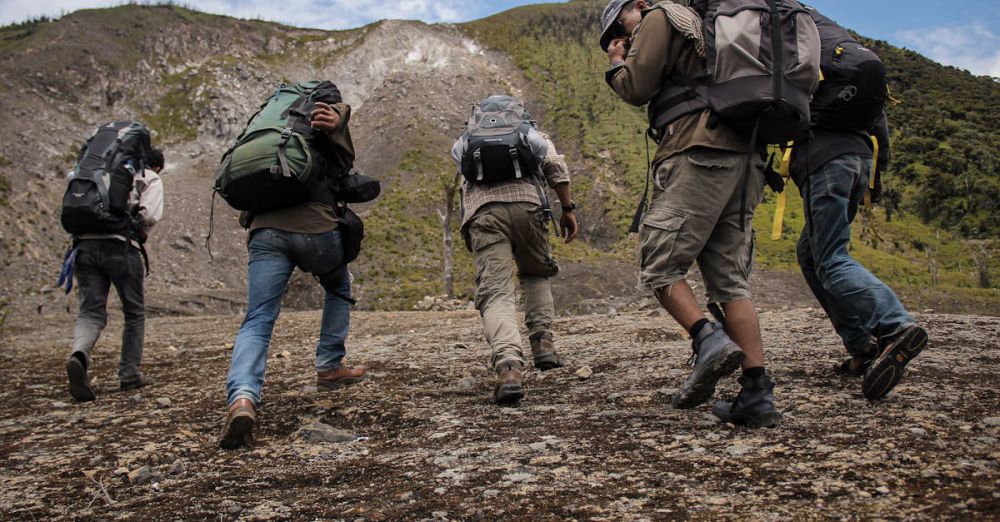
xmin=606 ymin=7 xmax=746 ymax=164
xmin=452 ymin=129 xmax=570 ymax=228
xmin=247 ymin=102 xmax=356 ymax=234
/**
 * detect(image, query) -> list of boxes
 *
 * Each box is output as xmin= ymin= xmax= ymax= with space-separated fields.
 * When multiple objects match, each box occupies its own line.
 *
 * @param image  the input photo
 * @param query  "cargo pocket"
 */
xmin=467 ymin=214 xmax=506 ymax=253
xmin=523 ymin=207 xmax=559 ymax=278
xmin=639 ymin=207 xmax=687 ymax=278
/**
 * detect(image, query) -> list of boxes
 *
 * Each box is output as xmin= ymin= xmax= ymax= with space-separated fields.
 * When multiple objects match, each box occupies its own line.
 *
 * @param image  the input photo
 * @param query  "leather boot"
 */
xmin=530 ymin=332 xmax=564 ymax=371
xmin=673 ymin=321 xmax=744 ymax=409
xmin=863 ymin=324 xmax=928 ymax=400
xmin=66 ymin=352 xmax=96 ymax=402
xmin=493 ymin=363 xmax=525 ymax=406
xmin=317 ymin=365 xmax=368 ymax=390
xmin=712 ymin=374 xmax=782 ymax=428
xmin=219 ymin=398 xmax=256 ymax=449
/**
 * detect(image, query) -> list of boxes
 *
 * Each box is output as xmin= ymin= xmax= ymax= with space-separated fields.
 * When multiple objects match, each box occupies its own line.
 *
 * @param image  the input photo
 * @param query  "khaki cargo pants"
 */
xmin=639 ymin=148 xmax=765 ymax=303
xmin=464 ymin=202 xmax=560 ymax=371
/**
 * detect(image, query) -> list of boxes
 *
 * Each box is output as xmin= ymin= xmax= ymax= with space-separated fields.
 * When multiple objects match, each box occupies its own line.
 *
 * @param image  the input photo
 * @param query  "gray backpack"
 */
xmin=459 ymin=95 xmax=542 ymax=184
xmin=648 ymin=0 xmax=821 ymax=144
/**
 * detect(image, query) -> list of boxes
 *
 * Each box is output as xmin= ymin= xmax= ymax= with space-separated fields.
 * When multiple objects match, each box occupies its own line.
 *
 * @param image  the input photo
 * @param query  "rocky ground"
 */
xmin=1 ymin=308 xmax=999 ymax=520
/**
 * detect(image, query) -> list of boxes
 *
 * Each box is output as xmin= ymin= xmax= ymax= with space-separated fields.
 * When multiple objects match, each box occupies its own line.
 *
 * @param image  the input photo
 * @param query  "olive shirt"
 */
xmin=246 ymin=103 xmax=356 ymax=234
xmin=606 ymin=7 xmax=746 ymax=164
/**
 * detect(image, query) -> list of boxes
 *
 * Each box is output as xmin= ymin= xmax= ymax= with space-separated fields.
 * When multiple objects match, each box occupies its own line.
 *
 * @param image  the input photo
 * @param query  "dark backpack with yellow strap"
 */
xmin=804 ymin=4 xmax=887 ymax=131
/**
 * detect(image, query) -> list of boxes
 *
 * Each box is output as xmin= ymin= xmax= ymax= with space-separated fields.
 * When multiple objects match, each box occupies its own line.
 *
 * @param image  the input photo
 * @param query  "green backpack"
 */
xmin=213 ymin=81 xmax=346 ymax=212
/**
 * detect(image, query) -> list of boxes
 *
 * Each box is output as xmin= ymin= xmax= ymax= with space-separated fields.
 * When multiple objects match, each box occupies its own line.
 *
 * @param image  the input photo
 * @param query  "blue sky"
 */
xmin=1 ymin=0 xmax=998 ymax=76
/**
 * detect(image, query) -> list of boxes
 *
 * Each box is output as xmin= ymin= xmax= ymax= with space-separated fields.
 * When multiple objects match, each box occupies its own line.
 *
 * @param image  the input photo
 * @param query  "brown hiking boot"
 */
xmin=317 ymin=365 xmax=368 ymax=390
xmin=494 ymin=363 xmax=525 ymax=406
xmin=219 ymin=398 xmax=256 ymax=450
xmin=530 ymin=332 xmax=564 ymax=371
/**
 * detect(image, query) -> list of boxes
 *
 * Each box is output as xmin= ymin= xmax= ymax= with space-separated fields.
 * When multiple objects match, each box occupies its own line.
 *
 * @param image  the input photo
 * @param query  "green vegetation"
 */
xmin=141 ymin=69 xmax=206 ymax=142
xmin=461 ymin=0 xmax=1000 ymax=299
xmin=359 ymin=141 xmax=478 ymax=309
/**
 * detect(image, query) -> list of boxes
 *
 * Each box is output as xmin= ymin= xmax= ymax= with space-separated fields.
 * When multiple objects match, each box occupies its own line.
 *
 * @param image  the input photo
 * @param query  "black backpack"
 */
xmin=648 ymin=0 xmax=821 ymax=144
xmin=60 ymin=121 xmax=152 ymax=237
xmin=804 ymin=5 xmax=887 ymax=131
xmin=459 ymin=96 xmax=542 ymax=184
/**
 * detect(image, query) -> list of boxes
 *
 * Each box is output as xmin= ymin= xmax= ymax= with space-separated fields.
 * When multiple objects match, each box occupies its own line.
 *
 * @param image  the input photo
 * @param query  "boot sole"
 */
xmin=494 ymin=384 xmax=525 ymax=406
xmin=317 ymin=376 xmax=365 ymax=390
xmin=673 ymin=346 xmax=744 ymax=410
xmin=219 ymin=413 xmax=255 ymax=450
xmin=863 ymin=326 xmax=928 ymax=401
xmin=533 ymin=353 xmax=564 ymax=371
xmin=732 ymin=410 xmax=783 ymax=428
xmin=66 ymin=358 xmax=96 ymax=402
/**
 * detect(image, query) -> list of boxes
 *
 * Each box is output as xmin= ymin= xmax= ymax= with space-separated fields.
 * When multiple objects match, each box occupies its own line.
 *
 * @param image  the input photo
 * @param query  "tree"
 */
xmin=438 ymin=169 xmax=462 ymax=299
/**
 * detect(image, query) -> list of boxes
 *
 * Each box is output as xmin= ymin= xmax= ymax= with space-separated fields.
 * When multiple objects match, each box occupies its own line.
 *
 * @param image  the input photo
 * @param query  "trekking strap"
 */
xmin=205 ymin=191 xmax=217 ymax=260
xmin=707 ymin=302 xmax=726 ymax=327
xmin=531 ymin=168 xmax=560 ymax=236
xmin=770 ymin=144 xmax=795 ymax=240
xmin=739 ymin=118 xmax=762 ymax=232
xmin=628 ymin=132 xmax=654 ymax=234
xmin=862 ymin=135 xmax=883 ymax=247
xmin=276 ymin=127 xmax=294 ymax=178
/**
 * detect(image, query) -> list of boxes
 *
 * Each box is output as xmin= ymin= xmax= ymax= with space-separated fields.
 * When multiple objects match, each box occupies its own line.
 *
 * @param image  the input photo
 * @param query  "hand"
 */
xmin=560 ymin=211 xmax=579 ymax=244
xmin=607 ymin=38 xmax=628 ymax=64
xmin=310 ymin=102 xmax=341 ymax=132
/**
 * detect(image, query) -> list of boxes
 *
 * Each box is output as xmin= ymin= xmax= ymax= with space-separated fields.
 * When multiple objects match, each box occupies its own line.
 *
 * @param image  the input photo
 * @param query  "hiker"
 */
xmin=793 ymin=5 xmax=927 ymax=399
xmin=60 ymin=122 xmax=163 ymax=402
xmin=599 ymin=0 xmax=819 ymax=427
xmin=216 ymin=82 xmax=376 ymax=449
xmin=452 ymin=94 xmax=579 ymax=406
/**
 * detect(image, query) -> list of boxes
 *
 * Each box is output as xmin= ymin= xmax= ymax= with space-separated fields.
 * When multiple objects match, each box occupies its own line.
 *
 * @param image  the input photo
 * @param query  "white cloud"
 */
xmin=898 ymin=22 xmax=1000 ymax=78
xmin=0 ymin=0 xmax=475 ymax=29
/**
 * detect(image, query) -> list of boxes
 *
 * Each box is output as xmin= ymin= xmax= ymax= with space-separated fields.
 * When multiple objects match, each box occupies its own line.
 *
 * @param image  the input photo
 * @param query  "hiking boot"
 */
xmin=317 ymin=365 xmax=367 ymax=390
xmin=530 ymin=332 xmax=564 ymax=371
xmin=120 ymin=373 xmax=151 ymax=392
xmin=673 ymin=322 xmax=744 ymax=409
xmin=66 ymin=353 xmax=96 ymax=402
xmin=219 ymin=398 xmax=256 ymax=450
xmin=494 ymin=363 xmax=525 ymax=406
xmin=862 ymin=324 xmax=928 ymax=401
xmin=834 ymin=337 xmax=878 ymax=377
xmin=712 ymin=374 xmax=782 ymax=428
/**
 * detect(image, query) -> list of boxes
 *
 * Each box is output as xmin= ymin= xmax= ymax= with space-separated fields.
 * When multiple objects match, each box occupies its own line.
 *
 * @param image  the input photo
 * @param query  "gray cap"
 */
xmin=600 ymin=0 xmax=633 ymax=52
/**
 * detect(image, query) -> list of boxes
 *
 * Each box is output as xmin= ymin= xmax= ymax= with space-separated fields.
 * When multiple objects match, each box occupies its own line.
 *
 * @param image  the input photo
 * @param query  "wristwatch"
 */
xmin=562 ymin=202 xmax=577 ymax=212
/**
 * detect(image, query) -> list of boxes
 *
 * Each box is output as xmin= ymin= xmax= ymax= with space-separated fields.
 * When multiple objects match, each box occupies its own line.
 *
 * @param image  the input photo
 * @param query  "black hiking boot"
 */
xmin=494 ymin=363 xmax=525 ymax=406
xmin=120 ymin=373 xmax=152 ymax=392
xmin=712 ymin=374 xmax=782 ymax=428
xmin=862 ymin=324 xmax=928 ymax=401
xmin=530 ymin=332 xmax=564 ymax=371
xmin=673 ymin=322 xmax=744 ymax=409
xmin=66 ymin=353 xmax=96 ymax=402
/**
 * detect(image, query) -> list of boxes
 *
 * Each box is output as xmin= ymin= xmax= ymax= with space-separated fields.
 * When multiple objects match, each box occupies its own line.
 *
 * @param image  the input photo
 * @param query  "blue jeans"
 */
xmin=226 ymin=228 xmax=352 ymax=406
xmin=796 ymin=154 xmax=913 ymax=355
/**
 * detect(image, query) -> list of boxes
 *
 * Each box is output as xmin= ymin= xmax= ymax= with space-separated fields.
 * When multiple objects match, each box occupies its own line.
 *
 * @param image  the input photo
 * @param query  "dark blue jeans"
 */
xmin=796 ymin=154 xmax=914 ymax=355
xmin=226 ymin=228 xmax=351 ymax=406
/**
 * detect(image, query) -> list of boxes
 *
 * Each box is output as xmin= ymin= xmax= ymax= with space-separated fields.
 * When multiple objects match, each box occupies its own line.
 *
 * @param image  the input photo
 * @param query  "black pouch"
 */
xmin=337 ymin=169 xmax=381 ymax=203
xmin=336 ymin=205 xmax=364 ymax=264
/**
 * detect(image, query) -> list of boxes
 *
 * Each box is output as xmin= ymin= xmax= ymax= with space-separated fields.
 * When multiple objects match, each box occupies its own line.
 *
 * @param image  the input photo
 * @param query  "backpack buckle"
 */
xmin=279 ymin=128 xmax=293 ymax=143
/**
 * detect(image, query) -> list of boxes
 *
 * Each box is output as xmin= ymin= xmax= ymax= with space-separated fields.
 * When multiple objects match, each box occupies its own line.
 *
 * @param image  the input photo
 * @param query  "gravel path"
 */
xmin=1 ymin=309 xmax=998 ymax=520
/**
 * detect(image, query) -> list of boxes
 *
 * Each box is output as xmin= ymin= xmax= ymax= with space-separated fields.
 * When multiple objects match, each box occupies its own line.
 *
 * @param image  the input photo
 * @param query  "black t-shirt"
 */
xmin=790 ymin=114 xmax=890 ymax=187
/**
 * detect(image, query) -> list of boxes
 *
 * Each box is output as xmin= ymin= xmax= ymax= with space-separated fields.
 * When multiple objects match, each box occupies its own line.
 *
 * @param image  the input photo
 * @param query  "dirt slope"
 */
xmin=1 ymin=309 xmax=998 ymax=520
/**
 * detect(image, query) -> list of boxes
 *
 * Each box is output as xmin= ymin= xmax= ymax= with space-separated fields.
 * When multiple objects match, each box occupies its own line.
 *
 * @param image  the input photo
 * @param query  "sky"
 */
xmin=1 ymin=0 xmax=998 ymax=77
